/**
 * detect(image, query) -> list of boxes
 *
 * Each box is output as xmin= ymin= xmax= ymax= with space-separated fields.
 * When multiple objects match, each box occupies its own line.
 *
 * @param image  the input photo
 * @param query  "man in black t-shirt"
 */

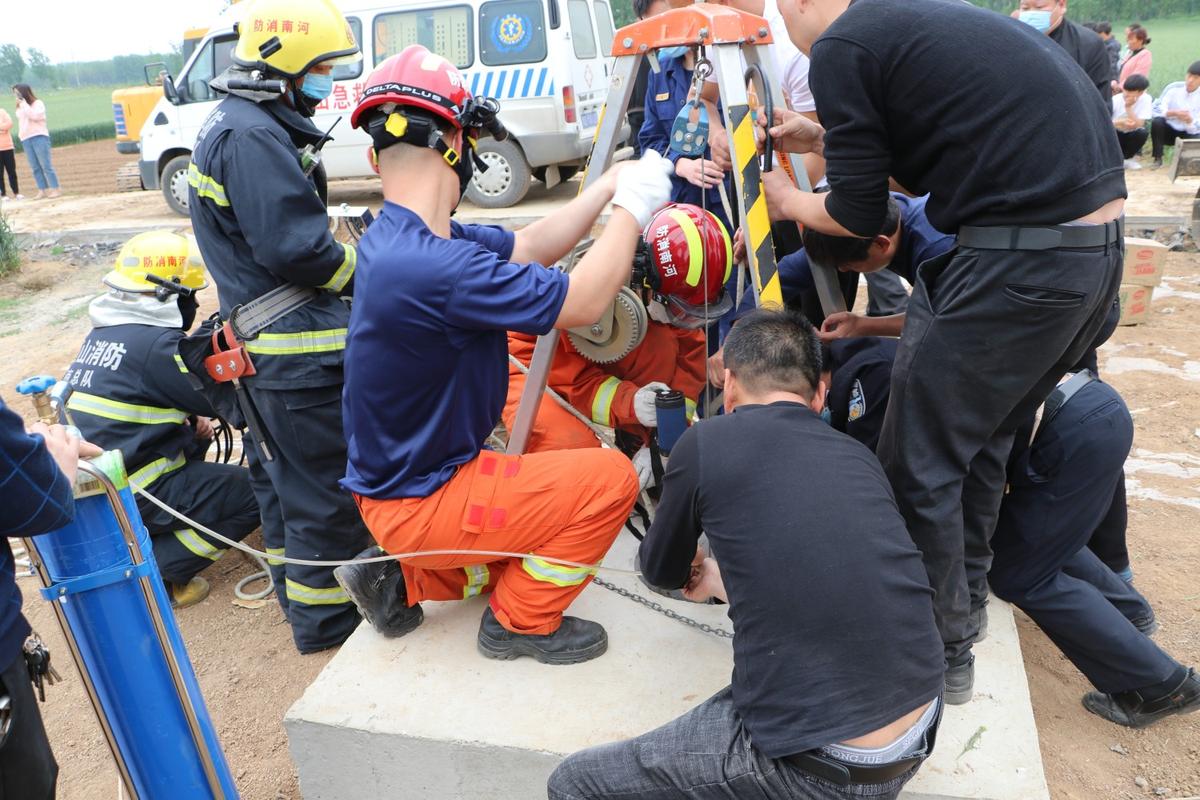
xmin=762 ymin=0 xmax=1125 ymax=704
xmin=549 ymin=310 xmax=944 ymax=800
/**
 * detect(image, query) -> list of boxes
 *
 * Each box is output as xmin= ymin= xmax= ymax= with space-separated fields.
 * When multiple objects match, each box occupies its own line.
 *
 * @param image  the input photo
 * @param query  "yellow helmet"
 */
xmin=233 ymin=0 xmax=361 ymax=78
xmin=104 ymin=232 xmax=208 ymax=294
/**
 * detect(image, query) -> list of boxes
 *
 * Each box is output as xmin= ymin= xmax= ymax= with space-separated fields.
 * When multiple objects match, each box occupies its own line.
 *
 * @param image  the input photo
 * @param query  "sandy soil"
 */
xmin=1 ymin=165 xmax=1198 ymax=800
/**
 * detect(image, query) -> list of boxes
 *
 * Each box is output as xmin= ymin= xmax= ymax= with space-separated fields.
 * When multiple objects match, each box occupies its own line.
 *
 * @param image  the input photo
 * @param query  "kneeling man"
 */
xmin=550 ymin=310 xmax=945 ymax=798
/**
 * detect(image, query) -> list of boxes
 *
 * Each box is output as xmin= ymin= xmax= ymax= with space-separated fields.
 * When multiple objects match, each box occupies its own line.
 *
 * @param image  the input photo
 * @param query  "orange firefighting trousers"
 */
xmin=504 ymin=323 xmax=707 ymax=453
xmin=355 ymin=448 xmax=638 ymax=635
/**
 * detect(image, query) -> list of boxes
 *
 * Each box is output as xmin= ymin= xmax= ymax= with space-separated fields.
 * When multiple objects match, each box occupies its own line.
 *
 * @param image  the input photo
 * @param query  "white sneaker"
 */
xmin=1124 ymin=159 xmax=1143 ymax=170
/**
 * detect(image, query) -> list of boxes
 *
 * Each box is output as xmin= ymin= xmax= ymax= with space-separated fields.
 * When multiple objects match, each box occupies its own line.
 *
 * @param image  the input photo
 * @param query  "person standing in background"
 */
xmin=1014 ymin=0 xmax=1111 ymax=102
xmin=12 ymin=85 xmax=60 ymax=199
xmin=0 ymin=107 xmax=21 ymax=202
xmin=1094 ymin=22 xmax=1121 ymax=83
xmin=1114 ymin=25 xmax=1152 ymax=94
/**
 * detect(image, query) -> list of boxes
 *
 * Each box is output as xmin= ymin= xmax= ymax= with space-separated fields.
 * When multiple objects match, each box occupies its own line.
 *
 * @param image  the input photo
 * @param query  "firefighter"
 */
xmin=333 ymin=46 xmax=671 ymax=664
xmin=62 ymin=232 xmax=260 ymax=608
xmin=186 ymin=0 xmax=370 ymax=652
xmin=503 ymin=203 xmax=732 ymax=488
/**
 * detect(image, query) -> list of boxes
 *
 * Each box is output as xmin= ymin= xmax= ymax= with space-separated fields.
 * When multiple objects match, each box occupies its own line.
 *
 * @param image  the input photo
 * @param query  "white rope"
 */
xmin=132 ymin=481 xmax=643 ymax=576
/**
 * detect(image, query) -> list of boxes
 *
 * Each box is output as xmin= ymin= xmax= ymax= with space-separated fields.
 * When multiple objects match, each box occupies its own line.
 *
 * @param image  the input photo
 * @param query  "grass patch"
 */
xmin=32 ymin=85 xmax=125 ymax=130
xmin=0 ymin=214 xmax=20 ymax=279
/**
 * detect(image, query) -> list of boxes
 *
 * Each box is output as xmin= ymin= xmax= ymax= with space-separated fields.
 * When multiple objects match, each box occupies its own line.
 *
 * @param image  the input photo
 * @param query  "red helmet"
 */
xmin=351 ymin=45 xmax=471 ymax=132
xmin=642 ymin=204 xmax=733 ymax=329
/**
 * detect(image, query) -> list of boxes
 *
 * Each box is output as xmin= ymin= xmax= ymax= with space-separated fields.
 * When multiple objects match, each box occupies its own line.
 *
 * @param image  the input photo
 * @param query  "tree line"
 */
xmin=0 ymin=44 xmax=183 ymax=90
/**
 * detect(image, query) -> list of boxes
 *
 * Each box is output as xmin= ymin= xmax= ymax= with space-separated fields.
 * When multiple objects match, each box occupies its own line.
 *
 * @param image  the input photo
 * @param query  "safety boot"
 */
xmin=944 ymin=656 xmax=975 ymax=705
xmin=334 ymin=546 xmax=423 ymax=638
xmin=170 ymin=577 xmax=211 ymax=609
xmin=1083 ymin=668 xmax=1200 ymax=728
xmin=477 ymin=606 xmax=607 ymax=665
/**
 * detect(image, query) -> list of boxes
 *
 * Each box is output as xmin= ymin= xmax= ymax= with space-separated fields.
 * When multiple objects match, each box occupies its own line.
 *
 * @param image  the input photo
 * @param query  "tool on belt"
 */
xmin=23 ymin=634 xmax=61 ymax=702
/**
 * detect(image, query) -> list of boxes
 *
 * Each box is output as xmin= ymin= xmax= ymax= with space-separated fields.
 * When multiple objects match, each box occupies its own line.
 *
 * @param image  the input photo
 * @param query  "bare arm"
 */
xmin=512 ymin=168 xmax=621 ymax=265
xmin=554 ymin=209 xmax=643 ymax=329
xmin=763 ymin=170 xmax=856 ymax=236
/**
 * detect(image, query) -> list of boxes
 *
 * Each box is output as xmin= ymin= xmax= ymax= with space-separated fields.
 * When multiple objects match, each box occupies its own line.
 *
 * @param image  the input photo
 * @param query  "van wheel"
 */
xmin=161 ymin=154 xmax=192 ymax=217
xmin=466 ymin=139 xmax=531 ymax=208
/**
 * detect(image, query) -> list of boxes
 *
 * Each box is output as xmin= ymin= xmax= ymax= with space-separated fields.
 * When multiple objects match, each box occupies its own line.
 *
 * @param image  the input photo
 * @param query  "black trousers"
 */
xmin=137 ymin=459 xmax=260 ymax=585
xmin=988 ymin=383 xmax=1178 ymax=693
xmin=877 ymin=239 xmax=1122 ymax=666
xmin=0 ymin=150 xmax=16 ymax=196
xmin=245 ymin=383 xmax=369 ymax=653
xmin=1116 ymin=128 xmax=1149 ymax=160
xmin=1086 ymin=478 xmax=1130 ymax=574
xmin=0 ymin=651 xmax=57 ymax=799
xmin=1150 ymin=117 xmax=1191 ymax=159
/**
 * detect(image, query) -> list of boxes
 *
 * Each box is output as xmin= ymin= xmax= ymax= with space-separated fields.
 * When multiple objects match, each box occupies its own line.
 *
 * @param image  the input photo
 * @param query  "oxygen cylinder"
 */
xmin=18 ymin=386 xmax=238 ymax=798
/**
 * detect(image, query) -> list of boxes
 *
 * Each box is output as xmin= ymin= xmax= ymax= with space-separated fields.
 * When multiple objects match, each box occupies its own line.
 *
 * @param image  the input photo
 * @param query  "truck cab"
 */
xmin=139 ymin=0 xmax=626 ymax=215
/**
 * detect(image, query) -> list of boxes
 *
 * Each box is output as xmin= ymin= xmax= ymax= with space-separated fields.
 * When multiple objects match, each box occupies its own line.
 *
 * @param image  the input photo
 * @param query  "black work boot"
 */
xmin=1082 ymin=669 xmax=1200 ymax=728
xmin=1131 ymin=609 xmax=1159 ymax=637
xmin=477 ymin=606 xmax=607 ymax=665
xmin=944 ymin=656 xmax=975 ymax=705
xmin=333 ymin=545 xmax=423 ymax=638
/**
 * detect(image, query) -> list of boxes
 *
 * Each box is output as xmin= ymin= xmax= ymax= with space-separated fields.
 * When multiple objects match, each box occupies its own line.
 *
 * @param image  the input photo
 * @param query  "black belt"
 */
xmin=958 ymin=218 xmax=1123 ymax=251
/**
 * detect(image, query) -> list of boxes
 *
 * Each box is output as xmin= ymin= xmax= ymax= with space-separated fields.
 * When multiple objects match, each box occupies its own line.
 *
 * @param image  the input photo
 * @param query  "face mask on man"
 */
xmin=1018 ymin=10 xmax=1053 ymax=32
xmin=657 ymin=46 xmax=689 ymax=64
xmin=301 ymin=71 xmax=334 ymax=102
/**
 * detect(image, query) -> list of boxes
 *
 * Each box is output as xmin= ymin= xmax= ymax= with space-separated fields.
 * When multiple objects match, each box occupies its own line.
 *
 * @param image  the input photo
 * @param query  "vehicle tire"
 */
xmin=465 ymin=138 xmax=531 ymax=208
xmin=161 ymin=154 xmax=192 ymax=217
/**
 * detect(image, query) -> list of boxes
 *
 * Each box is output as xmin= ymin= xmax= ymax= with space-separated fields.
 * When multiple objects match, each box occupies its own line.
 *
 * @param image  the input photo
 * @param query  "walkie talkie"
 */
xmin=300 ymin=117 xmax=341 ymax=177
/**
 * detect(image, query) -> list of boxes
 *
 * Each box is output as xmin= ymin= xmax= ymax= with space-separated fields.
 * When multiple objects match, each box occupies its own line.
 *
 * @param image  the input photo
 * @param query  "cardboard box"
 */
xmin=1118 ymin=284 xmax=1153 ymax=325
xmin=1123 ymin=237 xmax=1167 ymax=286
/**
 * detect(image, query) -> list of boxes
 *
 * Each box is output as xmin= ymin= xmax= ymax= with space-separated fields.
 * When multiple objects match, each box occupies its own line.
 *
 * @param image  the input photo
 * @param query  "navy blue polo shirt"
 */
xmin=342 ymin=202 xmax=569 ymax=499
xmin=827 ymin=337 xmax=898 ymax=453
xmin=777 ymin=193 xmax=955 ymax=303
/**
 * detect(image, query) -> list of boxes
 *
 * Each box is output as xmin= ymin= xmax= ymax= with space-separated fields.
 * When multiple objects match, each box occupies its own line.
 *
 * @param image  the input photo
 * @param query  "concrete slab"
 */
xmin=285 ymin=532 xmax=1047 ymax=800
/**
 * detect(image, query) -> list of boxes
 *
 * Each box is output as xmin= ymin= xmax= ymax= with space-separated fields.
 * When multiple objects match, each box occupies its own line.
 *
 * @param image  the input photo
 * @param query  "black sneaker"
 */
xmin=945 ymin=656 xmax=975 ymax=705
xmin=477 ymin=606 xmax=607 ymax=665
xmin=1082 ymin=669 xmax=1200 ymax=728
xmin=1152 ymin=157 xmax=1164 ymax=168
xmin=333 ymin=545 xmax=423 ymax=638
xmin=970 ymin=602 xmax=989 ymax=644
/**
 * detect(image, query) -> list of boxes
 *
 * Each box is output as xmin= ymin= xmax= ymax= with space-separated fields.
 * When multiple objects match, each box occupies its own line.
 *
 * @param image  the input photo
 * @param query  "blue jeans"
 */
xmin=22 ymin=135 xmax=59 ymax=190
xmin=548 ymin=686 xmax=929 ymax=800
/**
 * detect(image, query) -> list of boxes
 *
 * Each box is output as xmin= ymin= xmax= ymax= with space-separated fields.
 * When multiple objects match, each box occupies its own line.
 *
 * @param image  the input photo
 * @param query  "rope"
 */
xmin=132 ymin=481 xmax=643 ymax=576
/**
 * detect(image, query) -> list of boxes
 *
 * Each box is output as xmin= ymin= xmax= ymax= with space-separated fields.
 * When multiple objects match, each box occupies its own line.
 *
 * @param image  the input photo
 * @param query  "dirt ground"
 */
xmin=4 ymin=140 xmax=138 ymax=199
xmin=1 ymin=160 xmax=1199 ymax=799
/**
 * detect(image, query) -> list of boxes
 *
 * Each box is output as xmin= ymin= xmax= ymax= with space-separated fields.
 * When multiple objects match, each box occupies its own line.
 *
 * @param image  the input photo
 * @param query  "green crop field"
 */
xmin=1113 ymin=17 xmax=1200 ymax=94
xmin=29 ymin=85 xmax=124 ymax=130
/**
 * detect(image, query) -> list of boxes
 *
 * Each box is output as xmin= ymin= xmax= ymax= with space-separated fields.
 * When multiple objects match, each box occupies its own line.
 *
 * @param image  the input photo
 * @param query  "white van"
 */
xmin=138 ymin=0 xmax=625 ymax=215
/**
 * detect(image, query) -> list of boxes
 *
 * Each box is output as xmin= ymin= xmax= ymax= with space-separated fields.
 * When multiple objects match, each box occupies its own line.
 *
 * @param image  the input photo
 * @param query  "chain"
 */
xmin=593 ymin=577 xmax=734 ymax=640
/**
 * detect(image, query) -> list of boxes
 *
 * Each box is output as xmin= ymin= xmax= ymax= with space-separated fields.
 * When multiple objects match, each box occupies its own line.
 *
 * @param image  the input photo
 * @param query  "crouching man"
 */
xmin=334 ymin=46 xmax=673 ymax=665
xmin=550 ymin=310 xmax=945 ymax=799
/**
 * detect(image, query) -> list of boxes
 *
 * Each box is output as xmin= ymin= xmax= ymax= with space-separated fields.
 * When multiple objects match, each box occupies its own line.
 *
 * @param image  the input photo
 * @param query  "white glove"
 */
xmin=612 ymin=149 xmax=675 ymax=228
xmin=633 ymin=382 xmax=671 ymax=427
xmin=632 ymin=446 xmax=654 ymax=491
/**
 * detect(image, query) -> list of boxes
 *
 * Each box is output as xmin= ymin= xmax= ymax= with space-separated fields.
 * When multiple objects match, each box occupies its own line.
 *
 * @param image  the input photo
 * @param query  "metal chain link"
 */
xmin=593 ymin=577 xmax=733 ymax=640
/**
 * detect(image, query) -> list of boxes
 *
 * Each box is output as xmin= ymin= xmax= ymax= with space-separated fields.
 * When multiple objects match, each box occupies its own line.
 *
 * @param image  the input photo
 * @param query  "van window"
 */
xmin=375 ymin=7 xmax=474 ymax=68
xmin=566 ymin=0 xmax=597 ymax=59
xmin=331 ymin=17 xmax=364 ymax=81
xmin=182 ymin=35 xmax=237 ymax=104
xmin=592 ymin=1 xmax=614 ymax=55
xmin=480 ymin=0 xmax=548 ymax=66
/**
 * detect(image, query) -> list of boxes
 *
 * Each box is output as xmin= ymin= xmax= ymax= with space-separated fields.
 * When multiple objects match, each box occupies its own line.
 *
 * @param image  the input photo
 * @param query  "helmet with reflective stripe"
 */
xmin=233 ymin=0 xmax=360 ymax=78
xmin=105 ymin=231 xmax=208 ymax=293
xmin=642 ymin=204 xmax=733 ymax=329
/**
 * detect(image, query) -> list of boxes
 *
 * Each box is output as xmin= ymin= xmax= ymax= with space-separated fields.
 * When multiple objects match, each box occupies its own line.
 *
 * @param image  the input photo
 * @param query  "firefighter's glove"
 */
xmin=632 ymin=446 xmax=654 ymax=491
xmin=612 ymin=149 xmax=674 ymax=228
xmin=634 ymin=382 xmax=671 ymax=427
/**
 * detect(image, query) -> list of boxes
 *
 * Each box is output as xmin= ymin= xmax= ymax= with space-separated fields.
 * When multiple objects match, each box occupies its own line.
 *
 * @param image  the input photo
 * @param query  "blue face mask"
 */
xmin=657 ymin=46 xmax=689 ymax=64
xmin=301 ymin=71 xmax=334 ymax=102
xmin=1018 ymin=10 xmax=1053 ymax=32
